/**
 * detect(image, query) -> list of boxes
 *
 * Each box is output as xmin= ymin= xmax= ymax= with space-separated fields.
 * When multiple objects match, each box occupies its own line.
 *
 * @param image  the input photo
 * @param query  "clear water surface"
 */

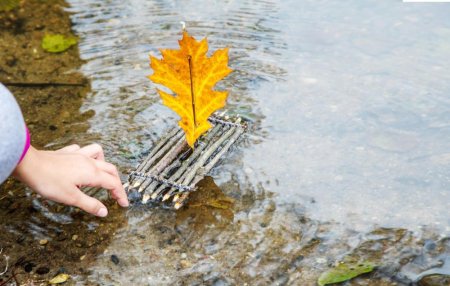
xmin=63 ymin=0 xmax=450 ymax=284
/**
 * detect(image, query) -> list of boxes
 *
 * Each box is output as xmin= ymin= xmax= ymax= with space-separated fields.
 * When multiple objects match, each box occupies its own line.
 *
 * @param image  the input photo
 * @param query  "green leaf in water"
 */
xmin=42 ymin=34 xmax=78 ymax=53
xmin=0 ymin=0 xmax=19 ymax=12
xmin=317 ymin=261 xmax=376 ymax=286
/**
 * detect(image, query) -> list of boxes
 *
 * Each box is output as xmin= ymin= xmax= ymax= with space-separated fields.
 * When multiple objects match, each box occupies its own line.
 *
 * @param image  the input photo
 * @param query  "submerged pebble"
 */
xmin=36 ymin=266 xmax=50 ymax=275
xmin=24 ymin=262 xmax=35 ymax=273
xmin=180 ymin=260 xmax=191 ymax=269
xmin=111 ymin=254 xmax=119 ymax=265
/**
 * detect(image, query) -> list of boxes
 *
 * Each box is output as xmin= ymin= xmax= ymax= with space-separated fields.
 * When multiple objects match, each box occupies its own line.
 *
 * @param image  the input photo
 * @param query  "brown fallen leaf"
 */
xmin=149 ymin=30 xmax=232 ymax=147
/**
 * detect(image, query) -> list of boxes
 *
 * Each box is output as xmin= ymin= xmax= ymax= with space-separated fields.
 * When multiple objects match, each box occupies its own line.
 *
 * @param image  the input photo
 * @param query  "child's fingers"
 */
xmin=77 ymin=143 xmax=105 ymax=161
xmin=72 ymin=188 xmax=108 ymax=217
xmin=94 ymin=160 xmax=120 ymax=178
xmin=55 ymin=144 xmax=81 ymax=153
xmin=92 ymin=160 xmax=129 ymax=207
xmin=91 ymin=170 xmax=129 ymax=207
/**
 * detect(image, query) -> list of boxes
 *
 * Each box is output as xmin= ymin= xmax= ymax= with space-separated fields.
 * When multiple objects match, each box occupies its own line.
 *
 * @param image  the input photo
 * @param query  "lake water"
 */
xmin=64 ymin=0 xmax=450 ymax=284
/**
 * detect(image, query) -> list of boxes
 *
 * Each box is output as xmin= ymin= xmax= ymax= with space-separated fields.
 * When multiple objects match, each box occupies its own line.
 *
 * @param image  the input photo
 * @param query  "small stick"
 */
xmin=135 ymin=127 xmax=180 ymax=173
xmin=142 ymin=149 xmax=187 ymax=202
xmin=161 ymin=123 xmax=229 ymax=202
xmin=172 ymin=120 xmax=243 ymax=206
xmin=174 ymin=192 xmax=190 ymax=209
xmin=181 ymin=121 xmax=239 ymax=187
xmin=129 ymin=126 xmax=179 ymax=190
xmin=131 ymin=130 xmax=184 ymax=190
xmin=169 ymin=118 xmax=243 ymax=207
xmin=188 ymin=56 xmax=197 ymax=127
xmin=12 ymin=267 xmax=19 ymax=286
xmin=0 ymin=249 xmax=8 ymax=276
xmin=151 ymin=123 xmax=223 ymax=200
xmin=139 ymin=140 xmax=188 ymax=202
xmin=137 ymin=134 xmax=186 ymax=193
xmin=190 ymin=124 xmax=244 ymax=188
xmin=155 ymin=123 xmax=224 ymax=201
xmin=2 ymin=82 xmax=87 ymax=87
xmin=150 ymin=141 xmax=187 ymax=175
xmin=144 ymin=130 xmax=184 ymax=170
xmin=130 ymin=127 xmax=181 ymax=189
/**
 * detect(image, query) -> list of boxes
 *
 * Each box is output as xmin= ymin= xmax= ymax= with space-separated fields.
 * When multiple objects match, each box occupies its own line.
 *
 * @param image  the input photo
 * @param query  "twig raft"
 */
xmin=125 ymin=113 xmax=247 ymax=209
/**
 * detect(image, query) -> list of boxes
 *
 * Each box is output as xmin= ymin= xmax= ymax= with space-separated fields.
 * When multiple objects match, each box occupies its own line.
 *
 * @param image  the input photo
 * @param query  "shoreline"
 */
xmin=0 ymin=1 xmax=125 ymax=284
xmin=0 ymin=0 xmax=92 ymax=148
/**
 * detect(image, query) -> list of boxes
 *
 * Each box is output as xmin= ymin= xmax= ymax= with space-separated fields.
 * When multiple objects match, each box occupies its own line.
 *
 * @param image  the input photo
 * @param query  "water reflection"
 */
xmin=176 ymin=177 xmax=235 ymax=237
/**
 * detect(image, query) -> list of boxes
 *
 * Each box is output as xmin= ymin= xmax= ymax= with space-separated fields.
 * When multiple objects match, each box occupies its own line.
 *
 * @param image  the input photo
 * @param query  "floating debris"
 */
xmin=125 ymin=114 xmax=246 ymax=209
xmin=318 ymin=261 xmax=376 ymax=286
xmin=42 ymin=34 xmax=78 ymax=53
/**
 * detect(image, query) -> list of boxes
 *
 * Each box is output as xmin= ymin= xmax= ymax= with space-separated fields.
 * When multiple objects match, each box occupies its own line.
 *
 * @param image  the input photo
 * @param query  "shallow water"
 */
xmin=44 ymin=0 xmax=450 ymax=284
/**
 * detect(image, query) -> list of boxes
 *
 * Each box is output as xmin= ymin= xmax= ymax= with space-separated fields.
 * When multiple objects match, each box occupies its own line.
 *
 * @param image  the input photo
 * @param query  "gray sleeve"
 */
xmin=0 ymin=83 xmax=26 ymax=184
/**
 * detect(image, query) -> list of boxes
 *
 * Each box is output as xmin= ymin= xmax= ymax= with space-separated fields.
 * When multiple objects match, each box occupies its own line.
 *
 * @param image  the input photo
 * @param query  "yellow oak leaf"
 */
xmin=149 ymin=31 xmax=232 ymax=147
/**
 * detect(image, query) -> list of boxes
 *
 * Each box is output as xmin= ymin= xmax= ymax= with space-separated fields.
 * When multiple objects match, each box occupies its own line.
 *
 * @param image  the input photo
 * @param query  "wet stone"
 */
xmin=55 ymin=231 xmax=68 ymax=241
xmin=15 ymin=257 xmax=26 ymax=267
xmin=16 ymin=235 xmax=25 ymax=244
xmin=24 ymin=262 xmax=35 ymax=273
xmin=180 ymin=260 xmax=191 ymax=269
xmin=424 ymin=239 xmax=437 ymax=252
xmin=265 ymin=201 xmax=276 ymax=212
xmin=271 ymin=273 xmax=289 ymax=286
xmin=57 ymin=267 xmax=66 ymax=275
xmin=290 ymin=255 xmax=304 ymax=269
xmin=212 ymin=278 xmax=230 ymax=286
xmin=36 ymin=266 xmax=50 ymax=275
xmin=5 ymin=55 xmax=16 ymax=67
xmin=111 ymin=254 xmax=119 ymax=265
xmin=419 ymin=275 xmax=450 ymax=286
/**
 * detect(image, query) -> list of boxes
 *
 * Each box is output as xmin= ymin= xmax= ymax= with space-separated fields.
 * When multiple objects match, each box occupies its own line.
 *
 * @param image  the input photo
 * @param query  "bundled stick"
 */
xmin=124 ymin=114 xmax=246 ymax=209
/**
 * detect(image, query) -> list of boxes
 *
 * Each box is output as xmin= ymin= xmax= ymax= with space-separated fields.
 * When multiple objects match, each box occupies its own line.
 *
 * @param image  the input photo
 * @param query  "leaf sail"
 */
xmin=149 ymin=31 xmax=232 ymax=147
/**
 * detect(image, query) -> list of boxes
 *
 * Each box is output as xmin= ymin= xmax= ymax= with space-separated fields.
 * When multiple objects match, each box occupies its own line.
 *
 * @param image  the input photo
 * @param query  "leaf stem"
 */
xmin=188 ymin=56 xmax=197 ymax=128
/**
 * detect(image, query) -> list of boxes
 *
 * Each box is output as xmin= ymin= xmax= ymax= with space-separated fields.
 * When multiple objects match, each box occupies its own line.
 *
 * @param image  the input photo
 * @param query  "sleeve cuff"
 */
xmin=18 ymin=126 xmax=30 ymax=163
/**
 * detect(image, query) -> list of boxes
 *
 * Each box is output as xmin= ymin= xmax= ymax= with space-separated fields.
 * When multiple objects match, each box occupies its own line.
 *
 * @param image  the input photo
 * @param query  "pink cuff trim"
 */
xmin=19 ymin=126 xmax=30 ymax=163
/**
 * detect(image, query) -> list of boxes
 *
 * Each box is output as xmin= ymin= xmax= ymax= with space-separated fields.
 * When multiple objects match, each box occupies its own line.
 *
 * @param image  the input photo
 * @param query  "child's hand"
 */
xmin=13 ymin=144 xmax=129 ymax=217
